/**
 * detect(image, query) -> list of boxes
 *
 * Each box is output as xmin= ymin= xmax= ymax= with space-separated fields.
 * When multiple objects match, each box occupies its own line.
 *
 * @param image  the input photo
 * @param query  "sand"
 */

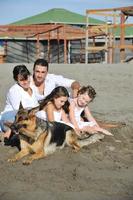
xmin=0 ymin=63 xmax=133 ymax=200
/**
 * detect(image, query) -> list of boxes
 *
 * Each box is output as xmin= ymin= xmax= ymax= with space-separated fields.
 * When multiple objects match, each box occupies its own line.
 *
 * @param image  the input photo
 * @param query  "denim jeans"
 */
xmin=0 ymin=110 xmax=17 ymax=132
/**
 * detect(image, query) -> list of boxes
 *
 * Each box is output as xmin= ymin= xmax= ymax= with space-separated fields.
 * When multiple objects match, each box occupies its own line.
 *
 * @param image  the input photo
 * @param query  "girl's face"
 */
xmin=17 ymin=74 xmax=30 ymax=90
xmin=54 ymin=96 xmax=68 ymax=110
xmin=77 ymin=92 xmax=92 ymax=107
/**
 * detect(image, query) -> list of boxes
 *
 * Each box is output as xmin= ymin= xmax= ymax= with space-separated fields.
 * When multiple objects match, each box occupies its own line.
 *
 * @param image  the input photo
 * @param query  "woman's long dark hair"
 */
xmin=39 ymin=86 xmax=70 ymax=114
xmin=13 ymin=65 xmax=30 ymax=81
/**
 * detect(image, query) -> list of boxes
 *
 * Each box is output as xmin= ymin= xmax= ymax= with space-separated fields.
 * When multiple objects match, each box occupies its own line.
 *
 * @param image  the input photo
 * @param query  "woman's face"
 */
xmin=54 ymin=96 xmax=68 ymax=110
xmin=17 ymin=74 xmax=30 ymax=90
xmin=77 ymin=92 xmax=92 ymax=107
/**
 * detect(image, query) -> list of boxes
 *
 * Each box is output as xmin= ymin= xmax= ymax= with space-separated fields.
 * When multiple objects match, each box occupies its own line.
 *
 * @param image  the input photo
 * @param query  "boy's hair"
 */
xmin=78 ymin=85 xmax=96 ymax=100
xmin=33 ymin=59 xmax=49 ymax=71
xmin=39 ymin=86 xmax=70 ymax=113
xmin=13 ymin=65 xmax=30 ymax=81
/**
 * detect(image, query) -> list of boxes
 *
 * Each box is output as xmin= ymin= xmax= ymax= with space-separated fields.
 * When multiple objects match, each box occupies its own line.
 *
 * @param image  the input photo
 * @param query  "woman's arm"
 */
xmin=7 ymin=85 xmax=22 ymax=110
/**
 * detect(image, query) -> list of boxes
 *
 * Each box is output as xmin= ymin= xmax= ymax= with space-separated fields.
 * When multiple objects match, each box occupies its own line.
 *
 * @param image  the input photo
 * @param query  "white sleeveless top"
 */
xmin=71 ymin=100 xmax=96 ymax=129
xmin=36 ymin=109 xmax=62 ymax=122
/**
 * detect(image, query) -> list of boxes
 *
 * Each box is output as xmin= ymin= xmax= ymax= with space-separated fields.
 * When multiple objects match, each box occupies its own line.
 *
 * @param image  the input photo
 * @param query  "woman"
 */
xmin=0 ymin=65 xmax=39 ymax=140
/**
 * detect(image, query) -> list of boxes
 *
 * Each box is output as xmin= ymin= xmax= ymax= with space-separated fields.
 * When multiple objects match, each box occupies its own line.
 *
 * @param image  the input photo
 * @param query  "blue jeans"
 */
xmin=0 ymin=110 xmax=17 ymax=132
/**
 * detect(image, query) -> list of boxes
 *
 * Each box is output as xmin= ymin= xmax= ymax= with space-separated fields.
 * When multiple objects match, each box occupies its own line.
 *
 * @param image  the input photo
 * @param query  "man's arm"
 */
xmin=71 ymin=81 xmax=80 ymax=98
xmin=52 ymin=74 xmax=80 ymax=97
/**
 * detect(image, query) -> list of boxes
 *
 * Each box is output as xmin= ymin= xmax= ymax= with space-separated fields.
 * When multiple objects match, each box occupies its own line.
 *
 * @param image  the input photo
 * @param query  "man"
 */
xmin=31 ymin=59 xmax=80 ymax=101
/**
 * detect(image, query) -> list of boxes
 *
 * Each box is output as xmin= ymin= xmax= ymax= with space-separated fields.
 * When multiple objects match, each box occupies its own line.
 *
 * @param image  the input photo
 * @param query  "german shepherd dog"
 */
xmin=6 ymin=105 xmax=105 ymax=165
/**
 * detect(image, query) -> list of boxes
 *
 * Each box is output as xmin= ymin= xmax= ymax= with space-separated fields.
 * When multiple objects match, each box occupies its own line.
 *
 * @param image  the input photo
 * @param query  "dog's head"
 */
xmin=15 ymin=102 xmax=38 ymax=122
xmin=16 ymin=103 xmax=39 ymax=131
xmin=5 ymin=102 xmax=39 ymax=134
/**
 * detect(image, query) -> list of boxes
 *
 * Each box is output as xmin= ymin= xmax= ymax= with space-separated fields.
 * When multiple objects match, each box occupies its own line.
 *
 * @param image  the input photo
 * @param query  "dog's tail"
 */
xmin=77 ymin=133 xmax=104 ymax=148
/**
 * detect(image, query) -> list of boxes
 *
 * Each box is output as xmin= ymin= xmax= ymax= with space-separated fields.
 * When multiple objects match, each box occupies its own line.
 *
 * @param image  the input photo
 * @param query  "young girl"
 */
xmin=36 ymin=86 xmax=71 ymax=125
xmin=69 ymin=85 xmax=113 ymax=136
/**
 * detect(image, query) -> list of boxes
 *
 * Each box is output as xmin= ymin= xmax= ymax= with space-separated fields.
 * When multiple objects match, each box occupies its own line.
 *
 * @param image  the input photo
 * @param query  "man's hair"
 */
xmin=33 ymin=59 xmax=49 ymax=71
xmin=13 ymin=65 xmax=30 ymax=81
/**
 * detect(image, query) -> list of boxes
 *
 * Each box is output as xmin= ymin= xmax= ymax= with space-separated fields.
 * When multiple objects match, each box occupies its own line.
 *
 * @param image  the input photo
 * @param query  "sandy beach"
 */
xmin=0 ymin=63 xmax=133 ymax=200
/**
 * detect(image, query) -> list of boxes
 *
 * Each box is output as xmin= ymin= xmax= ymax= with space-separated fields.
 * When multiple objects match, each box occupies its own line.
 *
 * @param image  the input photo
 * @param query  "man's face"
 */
xmin=33 ymin=65 xmax=48 ymax=84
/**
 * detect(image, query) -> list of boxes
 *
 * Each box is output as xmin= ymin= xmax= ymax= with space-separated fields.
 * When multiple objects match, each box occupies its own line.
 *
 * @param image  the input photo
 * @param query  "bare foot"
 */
xmin=3 ymin=130 xmax=11 ymax=138
xmin=100 ymin=129 xmax=113 ymax=136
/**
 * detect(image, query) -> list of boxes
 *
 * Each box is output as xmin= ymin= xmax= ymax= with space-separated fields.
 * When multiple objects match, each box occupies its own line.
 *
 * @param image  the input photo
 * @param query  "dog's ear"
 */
xmin=15 ymin=107 xmax=29 ymax=122
xmin=19 ymin=102 xmax=24 ymax=110
xmin=28 ymin=106 xmax=40 ymax=115
xmin=26 ymin=106 xmax=39 ymax=119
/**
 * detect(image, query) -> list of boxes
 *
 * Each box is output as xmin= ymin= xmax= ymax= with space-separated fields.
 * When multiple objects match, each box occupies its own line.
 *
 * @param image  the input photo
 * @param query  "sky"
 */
xmin=0 ymin=0 xmax=133 ymax=25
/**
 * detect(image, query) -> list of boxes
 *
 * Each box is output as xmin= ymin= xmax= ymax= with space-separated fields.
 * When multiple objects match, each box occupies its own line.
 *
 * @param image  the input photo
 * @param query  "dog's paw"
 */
xmin=22 ymin=160 xmax=32 ymax=165
xmin=73 ymin=147 xmax=80 ymax=153
xmin=7 ymin=158 xmax=17 ymax=163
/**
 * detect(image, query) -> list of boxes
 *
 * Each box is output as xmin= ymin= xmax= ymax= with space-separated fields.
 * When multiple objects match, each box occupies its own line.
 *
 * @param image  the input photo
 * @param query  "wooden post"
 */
xmin=108 ymin=32 xmax=113 ymax=63
xmin=48 ymin=31 xmax=50 ymax=63
xmin=57 ymin=28 xmax=60 ymax=63
xmin=68 ymin=40 xmax=71 ymax=64
xmin=120 ymin=12 xmax=125 ymax=62
xmin=105 ymin=19 xmax=108 ymax=63
xmin=112 ymin=11 xmax=117 ymax=63
xmin=36 ymin=34 xmax=40 ymax=59
xmin=85 ymin=11 xmax=89 ymax=64
xmin=63 ymin=25 xmax=67 ymax=63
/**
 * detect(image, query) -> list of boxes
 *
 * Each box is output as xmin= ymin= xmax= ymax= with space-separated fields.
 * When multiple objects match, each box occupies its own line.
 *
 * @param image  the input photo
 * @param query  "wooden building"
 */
xmin=0 ymin=7 xmax=133 ymax=63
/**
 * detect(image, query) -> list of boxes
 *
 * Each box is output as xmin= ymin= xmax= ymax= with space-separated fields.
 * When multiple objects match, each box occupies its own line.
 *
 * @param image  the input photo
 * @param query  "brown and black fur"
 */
xmin=7 ymin=106 xmax=104 ymax=165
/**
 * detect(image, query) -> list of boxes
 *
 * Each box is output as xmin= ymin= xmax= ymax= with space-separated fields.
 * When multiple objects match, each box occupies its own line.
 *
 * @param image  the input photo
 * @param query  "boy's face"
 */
xmin=77 ymin=92 xmax=92 ymax=107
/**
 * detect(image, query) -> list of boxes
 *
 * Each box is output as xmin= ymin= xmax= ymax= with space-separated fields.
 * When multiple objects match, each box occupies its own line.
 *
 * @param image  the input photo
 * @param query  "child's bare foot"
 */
xmin=3 ymin=130 xmax=11 ymax=138
xmin=100 ymin=129 xmax=113 ymax=136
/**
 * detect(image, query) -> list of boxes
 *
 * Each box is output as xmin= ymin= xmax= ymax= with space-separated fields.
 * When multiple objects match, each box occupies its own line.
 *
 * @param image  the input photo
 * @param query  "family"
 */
xmin=0 ymin=58 xmax=112 ymax=148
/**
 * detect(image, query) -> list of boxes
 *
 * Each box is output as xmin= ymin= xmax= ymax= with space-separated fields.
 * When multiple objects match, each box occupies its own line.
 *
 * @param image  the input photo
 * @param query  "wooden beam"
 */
xmin=86 ymin=46 xmax=107 ymax=51
xmin=114 ymin=45 xmax=133 ymax=49
xmin=86 ymin=6 xmax=133 ymax=14
xmin=87 ymin=12 xmax=120 ymax=17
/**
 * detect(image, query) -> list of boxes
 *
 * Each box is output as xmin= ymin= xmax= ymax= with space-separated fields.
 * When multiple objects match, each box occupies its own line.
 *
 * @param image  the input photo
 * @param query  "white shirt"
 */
xmin=36 ymin=110 xmax=62 ymax=122
xmin=31 ymin=73 xmax=75 ymax=101
xmin=1 ymin=83 xmax=39 ymax=114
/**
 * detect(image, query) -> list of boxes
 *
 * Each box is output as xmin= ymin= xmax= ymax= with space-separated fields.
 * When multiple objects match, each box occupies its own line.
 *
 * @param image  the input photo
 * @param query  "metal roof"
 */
xmin=12 ymin=8 xmax=104 ymax=25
